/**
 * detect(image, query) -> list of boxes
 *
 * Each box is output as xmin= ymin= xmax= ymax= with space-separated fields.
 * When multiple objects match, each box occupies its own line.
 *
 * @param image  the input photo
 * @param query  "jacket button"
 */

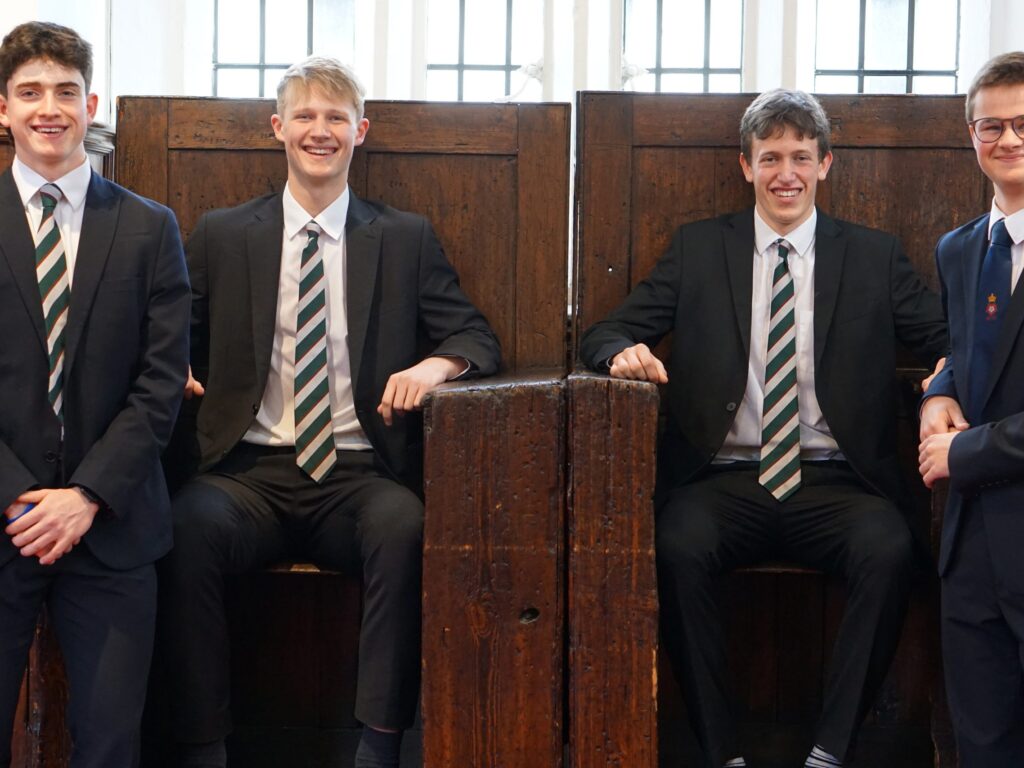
xmin=726 ymin=402 xmax=737 ymax=412
xmin=44 ymin=451 xmax=58 ymax=463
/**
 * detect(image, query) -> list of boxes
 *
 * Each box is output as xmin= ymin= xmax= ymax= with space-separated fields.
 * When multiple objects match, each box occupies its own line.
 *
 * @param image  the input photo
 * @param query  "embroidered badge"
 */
xmin=986 ymin=292 xmax=999 ymax=320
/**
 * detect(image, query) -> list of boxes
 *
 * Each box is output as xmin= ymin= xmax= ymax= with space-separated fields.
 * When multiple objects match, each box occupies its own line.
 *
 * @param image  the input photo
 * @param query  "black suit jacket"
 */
xmin=926 ymin=213 xmax=1024 ymax=587
xmin=581 ymin=208 xmax=947 ymax=508
xmin=179 ymin=191 xmax=500 ymax=489
xmin=0 ymin=170 xmax=190 ymax=570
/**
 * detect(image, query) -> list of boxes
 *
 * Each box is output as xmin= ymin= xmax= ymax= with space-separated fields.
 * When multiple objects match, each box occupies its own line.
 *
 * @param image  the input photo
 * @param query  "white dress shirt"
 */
xmin=244 ymin=183 xmax=372 ymax=450
xmin=716 ymin=207 xmax=842 ymax=462
xmin=989 ymin=201 xmax=1024 ymax=294
xmin=11 ymin=156 xmax=92 ymax=286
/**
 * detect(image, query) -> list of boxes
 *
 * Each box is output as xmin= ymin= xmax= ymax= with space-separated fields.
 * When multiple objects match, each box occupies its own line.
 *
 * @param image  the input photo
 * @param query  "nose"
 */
xmin=39 ymin=89 xmax=59 ymax=115
xmin=312 ymin=117 xmax=330 ymax=136
xmin=777 ymin=158 xmax=798 ymax=180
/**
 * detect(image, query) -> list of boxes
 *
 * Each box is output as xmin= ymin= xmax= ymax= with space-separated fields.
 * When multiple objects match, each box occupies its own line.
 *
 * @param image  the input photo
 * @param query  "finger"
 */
xmin=654 ymin=357 xmax=669 ymax=384
xmin=378 ymin=377 xmax=398 ymax=426
xmin=20 ymin=529 xmax=58 ymax=558
xmin=16 ymin=489 xmax=47 ymax=504
xmin=38 ymin=539 xmax=70 ymax=566
xmin=400 ymin=380 xmax=418 ymax=413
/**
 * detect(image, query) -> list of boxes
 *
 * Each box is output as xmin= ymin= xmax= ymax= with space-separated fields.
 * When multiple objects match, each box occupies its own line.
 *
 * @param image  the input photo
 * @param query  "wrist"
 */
xmin=72 ymin=485 xmax=104 ymax=511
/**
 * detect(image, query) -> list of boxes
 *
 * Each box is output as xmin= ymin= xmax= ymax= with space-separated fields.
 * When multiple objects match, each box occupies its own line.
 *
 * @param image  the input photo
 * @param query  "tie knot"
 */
xmin=39 ymin=183 xmax=62 ymax=213
xmin=775 ymin=238 xmax=791 ymax=262
xmin=992 ymin=219 xmax=1012 ymax=248
xmin=306 ymin=220 xmax=322 ymax=239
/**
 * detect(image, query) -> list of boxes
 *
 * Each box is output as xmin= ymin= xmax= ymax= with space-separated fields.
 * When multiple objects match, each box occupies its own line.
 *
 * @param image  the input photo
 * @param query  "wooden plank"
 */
xmin=629 ymin=94 xmax=970 ymax=149
xmin=573 ymin=93 xmax=634 ymax=361
xmin=166 ymin=99 xmax=520 ymax=154
xmin=422 ymin=375 xmax=565 ymax=768
xmin=167 ymin=149 xmax=286 ymax=240
xmin=568 ymin=373 xmax=659 ymax=768
xmin=365 ymin=153 xmax=518 ymax=370
xmin=516 ymin=105 xmax=571 ymax=369
xmin=115 ymin=97 xmax=169 ymax=203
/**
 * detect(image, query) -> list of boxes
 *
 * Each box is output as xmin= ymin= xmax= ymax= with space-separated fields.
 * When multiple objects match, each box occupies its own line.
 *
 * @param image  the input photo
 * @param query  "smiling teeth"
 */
xmin=775 ymin=189 xmax=799 ymax=197
xmin=37 ymin=127 xmax=63 ymax=134
xmin=308 ymin=148 xmax=333 ymax=155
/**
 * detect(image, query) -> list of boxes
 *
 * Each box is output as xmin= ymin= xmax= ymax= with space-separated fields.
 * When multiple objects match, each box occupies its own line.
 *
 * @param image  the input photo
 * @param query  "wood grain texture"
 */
xmin=114 ymin=98 xmax=168 ymax=203
xmin=567 ymin=373 xmax=659 ymax=768
xmin=422 ymin=375 xmax=565 ymax=768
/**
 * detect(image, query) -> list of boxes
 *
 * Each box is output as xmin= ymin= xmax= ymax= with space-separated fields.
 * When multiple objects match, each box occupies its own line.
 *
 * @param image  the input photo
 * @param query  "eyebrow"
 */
xmin=12 ymin=80 xmax=82 ymax=90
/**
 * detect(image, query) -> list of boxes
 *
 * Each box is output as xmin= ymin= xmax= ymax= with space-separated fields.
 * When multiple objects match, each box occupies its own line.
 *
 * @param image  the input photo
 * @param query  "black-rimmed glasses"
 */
xmin=968 ymin=115 xmax=1024 ymax=143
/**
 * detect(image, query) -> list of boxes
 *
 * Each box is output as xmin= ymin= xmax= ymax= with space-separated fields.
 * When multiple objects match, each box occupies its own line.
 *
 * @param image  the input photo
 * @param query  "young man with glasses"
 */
xmin=919 ymin=51 xmax=1024 ymax=767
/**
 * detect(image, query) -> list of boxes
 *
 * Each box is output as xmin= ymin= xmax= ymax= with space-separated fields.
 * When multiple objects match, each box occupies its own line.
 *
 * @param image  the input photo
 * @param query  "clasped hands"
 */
xmin=4 ymin=487 xmax=99 ymax=565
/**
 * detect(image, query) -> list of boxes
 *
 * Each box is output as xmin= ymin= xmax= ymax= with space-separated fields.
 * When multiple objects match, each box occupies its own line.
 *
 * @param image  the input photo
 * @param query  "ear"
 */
xmin=85 ymin=92 xmax=98 ymax=124
xmin=271 ymin=113 xmax=285 ymax=143
xmin=738 ymin=151 xmax=754 ymax=183
xmin=0 ymin=94 xmax=8 ymax=129
xmin=817 ymin=150 xmax=833 ymax=180
xmin=354 ymin=117 xmax=369 ymax=146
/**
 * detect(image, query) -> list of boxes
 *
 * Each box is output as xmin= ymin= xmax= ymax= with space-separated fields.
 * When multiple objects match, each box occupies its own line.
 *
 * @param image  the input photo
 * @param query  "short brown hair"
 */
xmin=276 ymin=56 xmax=365 ymax=118
xmin=739 ymin=88 xmax=832 ymax=161
xmin=966 ymin=51 xmax=1024 ymax=121
xmin=0 ymin=21 xmax=93 ymax=97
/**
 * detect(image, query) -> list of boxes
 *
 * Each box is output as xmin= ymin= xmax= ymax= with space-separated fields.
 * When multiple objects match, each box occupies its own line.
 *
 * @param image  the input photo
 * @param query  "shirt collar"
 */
xmin=12 ymin=156 xmax=92 ymax=212
xmin=990 ymin=200 xmax=1024 ymax=246
xmin=282 ymin=182 xmax=349 ymax=242
xmin=754 ymin=206 xmax=817 ymax=258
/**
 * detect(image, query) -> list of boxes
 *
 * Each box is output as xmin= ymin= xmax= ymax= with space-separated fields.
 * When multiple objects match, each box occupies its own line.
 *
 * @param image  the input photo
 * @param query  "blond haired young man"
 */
xmin=160 ymin=57 xmax=499 ymax=768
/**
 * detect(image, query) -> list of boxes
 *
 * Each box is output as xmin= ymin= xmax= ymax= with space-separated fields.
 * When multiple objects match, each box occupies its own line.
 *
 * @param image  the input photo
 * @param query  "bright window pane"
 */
xmin=815 ymin=75 xmax=859 ymax=93
xmin=217 ymin=0 xmax=260 ymax=63
xmin=816 ymin=0 xmax=860 ymax=70
xmin=464 ymin=0 xmax=508 ymax=65
xmin=912 ymin=75 xmax=956 ymax=94
xmin=627 ymin=71 xmax=657 ymax=92
xmin=427 ymin=0 xmax=460 ymax=64
xmin=660 ymin=73 xmax=705 ymax=93
xmin=863 ymin=75 xmax=907 ymax=93
xmin=708 ymin=73 xmax=742 ymax=93
xmin=265 ymin=0 xmax=308 ymax=64
xmin=661 ymin=0 xmax=705 ymax=69
xmin=511 ymin=0 xmax=543 ymax=65
xmin=709 ymin=0 xmax=743 ymax=70
xmin=913 ymin=0 xmax=958 ymax=70
xmin=426 ymin=69 xmax=459 ymax=100
xmin=864 ymin=0 xmax=908 ymax=70
xmin=624 ymin=0 xmax=658 ymax=69
xmin=263 ymin=68 xmax=287 ymax=99
xmin=312 ymin=0 xmax=355 ymax=62
xmin=463 ymin=70 xmax=507 ymax=100
xmin=217 ymin=68 xmax=261 ymax=97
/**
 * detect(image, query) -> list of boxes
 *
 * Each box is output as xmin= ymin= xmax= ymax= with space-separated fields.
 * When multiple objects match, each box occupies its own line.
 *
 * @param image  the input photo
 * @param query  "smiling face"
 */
xmin=0 ymin=57 xmax=96 ymax=180
xmin=970 ymin=83 xmax=1024 ymax=214
xmin=271 ymin=83 xmax=369 ymax=207
xmin=739 ymin=124 xmax=832 ymax=235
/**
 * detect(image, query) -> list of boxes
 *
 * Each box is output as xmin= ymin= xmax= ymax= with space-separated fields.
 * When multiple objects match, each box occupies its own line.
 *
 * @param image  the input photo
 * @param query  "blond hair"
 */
xmin=276 ymin=56 xmax=365 ymax=118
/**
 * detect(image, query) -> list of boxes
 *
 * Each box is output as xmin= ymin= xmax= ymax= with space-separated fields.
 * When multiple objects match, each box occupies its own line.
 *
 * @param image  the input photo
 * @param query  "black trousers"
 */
xmin=159 ymin=443 xmax=423 ymax=742
xmin=942 ymin=504 xmax=1024 ymax=768
xmin=0 ymin=547 xmax=156 ymax=768
xmin=656 ymin=461 xmax=914 ymax=767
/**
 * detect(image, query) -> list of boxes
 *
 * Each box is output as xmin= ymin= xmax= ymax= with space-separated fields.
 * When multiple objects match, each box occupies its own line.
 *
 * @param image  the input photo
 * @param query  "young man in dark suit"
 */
xmin=581 ymin=89 xmax=947 ymax=768
xmin=0 ymin=21 xmax=190 ymax=768
xmin=919 ymin=51 xmax=1024 ymax=768
xmin=160 ymin=56 xmax=500 ymax=768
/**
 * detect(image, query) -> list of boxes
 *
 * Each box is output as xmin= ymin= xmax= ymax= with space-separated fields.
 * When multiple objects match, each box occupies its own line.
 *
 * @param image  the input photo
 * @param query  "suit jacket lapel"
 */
xmin=65 ymin=174 xmax=119 ymax=376
xmin=723 ymin=210 xmax=754 ymax=360
xmin=960 ymin=217 xmax=987 ymax=394
xmin=248 ymin=195 xmax=285 ymax=390
xmin=0 ymin=171 xmax=48 ymax=354
xmin=345 ymin=194 xmax=381 ymax=391
xmin=812 ymin=212 xmax=844 ymax=370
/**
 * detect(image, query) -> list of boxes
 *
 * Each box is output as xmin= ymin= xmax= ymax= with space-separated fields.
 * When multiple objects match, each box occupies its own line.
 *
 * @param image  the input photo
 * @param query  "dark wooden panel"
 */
xmin=422 ymin=375 xmax=565 ymax=768
xmin=115 ymin=98 xmax=169 ymax=203
xmin=167 ymin=149 xmax=286 ymax=240
xmin=629 ymin=94 xmax=971 ymax=149
xmin=516 ymin=106 xmax=571 ymax=368
xmin=568 ymin=374 xmax=659 ymax=768
xmin=573 ymin=93 xmax=633 ymax=349
xmin=165 ymin=99 xmax=520 ymax=154
xmin=365 ymin=153 xmax=517 ymax=369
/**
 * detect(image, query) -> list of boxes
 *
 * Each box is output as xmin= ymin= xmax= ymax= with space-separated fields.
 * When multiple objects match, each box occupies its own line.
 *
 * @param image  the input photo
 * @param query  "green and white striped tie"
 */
xmin=759 ymin=240 xmax=801 ymax=501
xmin=35 ymin=184 xmax=70 ymax=423
xmin=294 ymin=222 xmax=337 ymax=483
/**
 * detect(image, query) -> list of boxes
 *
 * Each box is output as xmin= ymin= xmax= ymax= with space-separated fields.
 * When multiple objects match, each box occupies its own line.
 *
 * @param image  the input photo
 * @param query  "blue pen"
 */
xmin=5 ymin=503 xmax=35 ymax=526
